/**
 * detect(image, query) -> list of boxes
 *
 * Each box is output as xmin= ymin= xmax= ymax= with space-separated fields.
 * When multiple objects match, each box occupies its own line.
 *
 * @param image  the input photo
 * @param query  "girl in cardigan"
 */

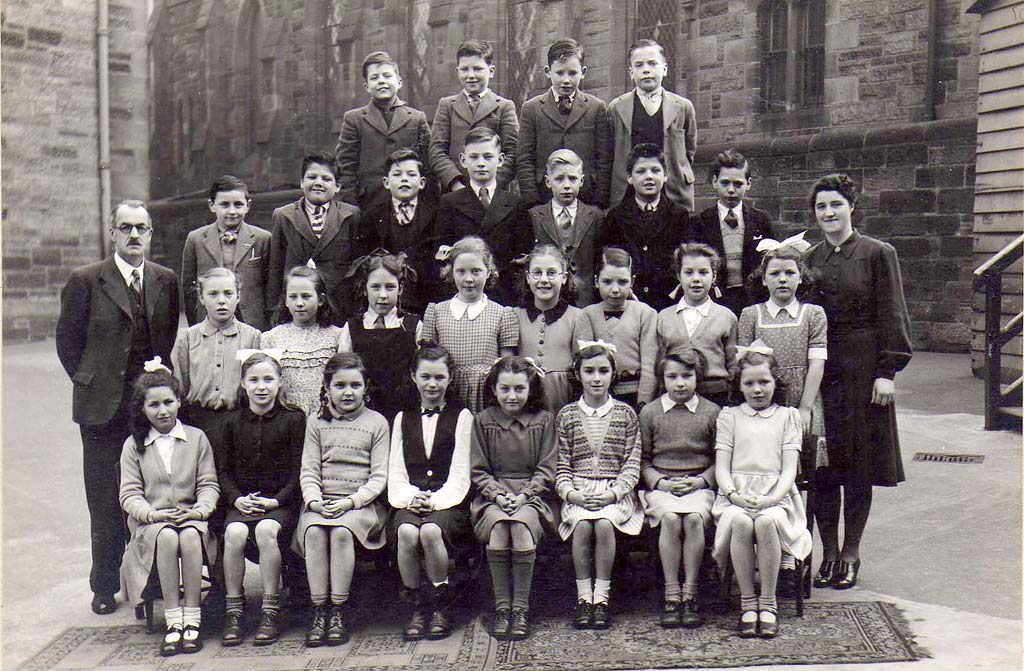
xmin=582 ymin=247 xmax=658 ymax=409
xmin=556 ymin=340 xmax=642 ymax=630
xmin=118 ymin=360 xmax=219 ymax=657
xmin=216 ymin=350 xmax=306 ymax=647
xmin=294 ymin=352 xmax=390 ymax=647
xmin=656 ymin=243 xmax=738 ymax=408
xmin=388 ymin=345 xmax=473 ymax=642
xmin=639 ymin=348 xmax=719 ymax=629
xmin=339 ymin=251 xmax=422 ymax=424
xmin=262 ymin=266 xmax=344 ymax=415
xmin=517 ymin=244 xmax=593 ymax=413
xmin=470 ymin=355 xmax=557 ymax=640
xmin=712 ymin=345 xmax=812 ymax=639
xmin=422 ymin=236 xmax=519 ymax=412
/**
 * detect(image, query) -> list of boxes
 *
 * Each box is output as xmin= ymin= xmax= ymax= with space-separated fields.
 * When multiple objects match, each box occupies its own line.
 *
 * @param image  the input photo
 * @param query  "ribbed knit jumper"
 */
xmin=639 ymin=395 xmax=720 ymax=488
xmin=656 ymin=300 xmax=738 ymax=387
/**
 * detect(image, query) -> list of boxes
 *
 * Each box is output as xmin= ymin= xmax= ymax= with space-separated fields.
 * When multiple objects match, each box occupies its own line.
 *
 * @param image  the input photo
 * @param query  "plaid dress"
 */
xmin=422 ymin=298 xmax=519 ymax=412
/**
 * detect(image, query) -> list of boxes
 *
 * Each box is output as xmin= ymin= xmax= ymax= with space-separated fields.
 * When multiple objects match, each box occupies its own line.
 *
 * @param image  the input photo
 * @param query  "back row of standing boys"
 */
xmin=132 ymin=35 xmax=819 ymax=654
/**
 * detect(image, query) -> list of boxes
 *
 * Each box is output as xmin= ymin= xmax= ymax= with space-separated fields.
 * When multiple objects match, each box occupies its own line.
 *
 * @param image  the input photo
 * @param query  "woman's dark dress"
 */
xmin=805 ymin=231 xmax=912 ymax=486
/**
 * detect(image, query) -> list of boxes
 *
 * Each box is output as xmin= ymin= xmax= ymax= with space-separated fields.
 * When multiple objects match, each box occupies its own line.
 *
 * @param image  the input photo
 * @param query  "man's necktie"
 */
xmin=557 ymin=95 xmax=572 ymax=116
xmin=724 ymin=208 xmax=739 ymax=228
xmin=310 ymin=205 xmax=326 ymax=236
xmin=479 ymin=187 xmax=490 ymax=209
xmin=373 ymin=314 xmax=386 ymax=329
xmin=558 ymin=207 xmax=573 ymax=230
xmin=397 ymin=201 xmax=413 ymax=225
xmin=468 ymin=93 xmax=481 ymax=114
xmin=130 ymin=269 xmax=142 ymax=300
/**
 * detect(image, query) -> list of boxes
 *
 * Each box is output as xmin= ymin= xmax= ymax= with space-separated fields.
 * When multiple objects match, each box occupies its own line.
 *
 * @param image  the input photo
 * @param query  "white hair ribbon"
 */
xmin=736 ymin=339 xmax=774 ymax=358
xmin=755 ymin=231 xmax=811 ymax=254
xmin=235 ymin=348 xmax=285 ymax=363
xmin=577 ymin=339 xmax=618 ymax=353
xmin=435 ymin=244 xmax=453 ymax=262
xmin=143 ymin=356 xmax=172 ymax=374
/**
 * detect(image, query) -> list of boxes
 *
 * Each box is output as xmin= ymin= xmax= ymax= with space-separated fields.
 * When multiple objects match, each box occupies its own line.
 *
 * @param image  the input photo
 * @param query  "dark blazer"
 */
xmin=357 ymin=191 xmax=441 ymax=314
xmin=267 ymin=198 xmax=360 ymax=324
xmin=607 ymin=90 xmax=697 ymax=211
xmin=334 ymin=99 xmax=431 ymax=206
xmin=530 ymin=201 xmax=605 ymax=307
xmin=181 ymin=221 xmax=272 ymax=330
xmin=437 ymin=186 xmax=530 ymax=305
xmin=596 ymin=197 xmax=691 ymax=311
xmin=691 ymin=203 xmax=776 ymax=290
xmin=56 ymin=256 xmax=180 ymax=425
xmin=429 ymin=90 xmax=519 ymax=191
xmin=516 ymin=90 xmax=612 ymax=208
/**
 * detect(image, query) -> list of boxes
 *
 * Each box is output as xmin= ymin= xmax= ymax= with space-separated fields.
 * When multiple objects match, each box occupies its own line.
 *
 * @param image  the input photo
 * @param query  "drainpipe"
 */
xmin=924 ymin=0 xmax=938 ymax=120
xmin=98 ymin=0 xmax=111 ymax=257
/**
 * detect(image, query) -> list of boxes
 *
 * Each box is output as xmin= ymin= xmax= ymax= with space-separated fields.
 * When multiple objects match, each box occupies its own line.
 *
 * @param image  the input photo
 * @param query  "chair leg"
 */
xmin=794 ymin=558 xmax=804 ymax=617
xmin=145 ymin=600 xmax=155 ymax=634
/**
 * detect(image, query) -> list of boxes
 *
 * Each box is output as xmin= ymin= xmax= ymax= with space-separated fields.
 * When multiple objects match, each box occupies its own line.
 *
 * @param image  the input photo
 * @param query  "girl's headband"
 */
xmin=736 ymin=339 xmax=774 ymax=359
xmin=755 ymin=231 xmax=811 ymax=254
xmin=142 ymin=356 xmax=172 ymax=374
xmin=344 ymin=247 xmax=418 ymax=283
xmin=236 ymin=348 xmax=285 ymax=364
xmin=492 ymin=356 xmax=546 ymax=378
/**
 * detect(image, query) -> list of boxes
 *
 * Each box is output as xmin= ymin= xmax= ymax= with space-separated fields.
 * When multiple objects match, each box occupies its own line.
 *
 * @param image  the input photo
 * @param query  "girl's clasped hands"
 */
xmin=309 ymin=498 xmax=355 ymax=519
xmin=233 ymin=493 xmax=280 ymax=516
xmin=494 ymin=492 xmax=528 ymax=516
xmin=565 ymin=489 xmax=615 ymax=511
xmin=655 ymin=475 xmax=705 ymax=497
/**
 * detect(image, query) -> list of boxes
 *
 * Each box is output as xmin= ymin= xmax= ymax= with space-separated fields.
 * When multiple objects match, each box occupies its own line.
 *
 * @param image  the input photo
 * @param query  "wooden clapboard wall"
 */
xmin=969 ymin=0 xmax=1024 ymax=378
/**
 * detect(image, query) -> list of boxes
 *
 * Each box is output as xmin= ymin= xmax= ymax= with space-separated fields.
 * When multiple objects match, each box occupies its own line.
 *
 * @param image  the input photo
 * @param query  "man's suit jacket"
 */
xmin=607 ymin=90 xmax=697 ymax=212
xmin=437 ymin=187 xmax=530 ymax=305
xmin=530 ymin=201 xmax=605 ymax=307
xmin=56 ymin=256 xmax=180 ymax=425
xmin=267 ymin=199 xmax=360 ymax=324
xmin=691 ymin=203 xmax=776 ymax=288
xmin=357 ymin=192 xmax=441 ymax=313
xmin=181 ymin=221 xmax=272 ymax=330
xmin=335 ymin=99 xmax=431 ymax=205
xmin=429 ymin=90 xmax=519 ymax=191
xmin=596 ymin=198 xmax=691 ymax=312
xmin=516 ymin=90 xmax=612 ymax=208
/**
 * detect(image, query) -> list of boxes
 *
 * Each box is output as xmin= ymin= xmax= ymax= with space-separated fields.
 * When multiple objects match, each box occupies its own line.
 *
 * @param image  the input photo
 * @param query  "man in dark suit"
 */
xmin=267 ymin=152 xmax=360 ymax=324
xmin=356 ymin=149 xmax=441 ymax=315
xmin=437 ymin=128 xmax=530 ymax=305
xmin=690 ymin=149 xmax=777 ymax=316
xmin=56 ymin=199 xmax=180 ymax=615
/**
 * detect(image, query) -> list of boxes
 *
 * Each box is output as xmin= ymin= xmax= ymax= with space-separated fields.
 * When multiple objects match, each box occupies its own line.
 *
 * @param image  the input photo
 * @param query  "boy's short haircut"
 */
xmin=208 ymin=175 xmax=249 ymax=202
xmin=625 ymin=142 xmax=666 ymax=173
xmin=712 ymin=148 xmax=751 ymax=180
xmin=463 ymin=126 xmax=502 ymax=149
xmin=362 ymin=50 xmax=400 ymax=80
xmin=546 ymin=148 xmax=584 ymax=173
xmin=627 ymin=38 xmax=665 ymax=62
xmin=457 ymin=39 xmax=493 ymax=64
xmin=385 ymin=148 xmax=425 ymax=176
xmin=547 ymin=38 xmax=584 ymax=66
xmin=301 ymin=151 xmax=339 ymax=180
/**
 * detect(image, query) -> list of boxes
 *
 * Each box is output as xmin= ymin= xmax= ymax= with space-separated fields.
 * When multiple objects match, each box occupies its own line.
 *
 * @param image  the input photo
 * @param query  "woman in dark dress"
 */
xmin=804 ymin=174 xmax=912 ymax=590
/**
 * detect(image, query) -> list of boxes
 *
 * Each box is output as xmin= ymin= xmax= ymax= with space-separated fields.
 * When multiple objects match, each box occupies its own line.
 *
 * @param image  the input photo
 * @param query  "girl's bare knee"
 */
xmin=683 ymin=514 xmax=704 ymax=534
xmin=488 ymin=523 xmax=510 ymax=550
xmin=397 ymin=523 xmax=420 ymax=546
xmin=420 ymin=523 xmax=444 ymax=546
xmin=254 ymin=520 xmax=281 ymax=546
xmin=509 ymin=523 xmax=536 ymax=551
xmin=330 ymin=527 xmax=353 ymax=548
xmin=224 ymin=523 xmax=248 ymax=547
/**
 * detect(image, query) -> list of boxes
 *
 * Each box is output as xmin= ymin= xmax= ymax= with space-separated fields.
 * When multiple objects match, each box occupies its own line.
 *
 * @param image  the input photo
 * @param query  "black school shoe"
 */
xmin=591 ymin=602 xmax=611 ymax=629
xmin=220 ymin=610 xmax=244 ymax=646
xmin=573 ymin=600 xmax=593 ymax=629
xmin=509 ymin=609 xmax=530 ymax=640
xmin=658 ymin=600 xmax=681 ymax=628
xmin=491 ymin=608 xmax=512 ymax=638
xmin=305 ymin=604 xmax=327 ymax=647
xmin=679 ymin=598 xmax=703 ymax=628
xmin=326 ymin=604 xmax=349 ymax=646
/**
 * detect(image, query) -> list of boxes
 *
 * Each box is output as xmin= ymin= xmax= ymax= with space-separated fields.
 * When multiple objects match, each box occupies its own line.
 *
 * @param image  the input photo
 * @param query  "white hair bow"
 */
xmin=755 ymin=231 xmax=811 ymax=253
xmin=492 ymin=356 xmax=546 ymax=377
xmin=736 ymin=339 xmax=774 ymax=358
xmin=435 ymin=245 xmax=453 ymax=262
xmin=143 ymin=356 xmax=172 ymax=374
xmin=235 ymin=348 xmax=285 ymax=363
xmin=577 ymin=339 xmax=618 ymax=353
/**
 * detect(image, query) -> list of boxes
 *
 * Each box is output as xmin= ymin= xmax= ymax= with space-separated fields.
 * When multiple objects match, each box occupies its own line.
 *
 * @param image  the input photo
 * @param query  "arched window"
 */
xmin=759 ymin=0 xmax=824 ymax=112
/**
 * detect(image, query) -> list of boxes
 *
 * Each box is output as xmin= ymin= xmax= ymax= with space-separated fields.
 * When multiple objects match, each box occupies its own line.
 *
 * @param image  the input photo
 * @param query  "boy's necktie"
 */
xmin=557 ymin=95 xmax=572 ymax=116
xmin=558 ymin=207 xmax=572 ymax=229
xmin=310 ymin=205 xmax=326 ymax=236
xmin=468 ymin=93 xmax=481 ymax=114
xmin=724 ymin=208 xmax=739 ymax=228
xmin=397 ymin=201 xmax=413 ymax=225
xmin=479 ymin=187 xmax=490 ymax=209
xmin=421 ymin=407 xmax=441 ymax=417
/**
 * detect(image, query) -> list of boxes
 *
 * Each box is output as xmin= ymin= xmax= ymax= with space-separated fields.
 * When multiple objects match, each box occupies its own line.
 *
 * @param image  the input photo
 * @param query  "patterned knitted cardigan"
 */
xmin=555 ymin=401 xmax=642 ymax=502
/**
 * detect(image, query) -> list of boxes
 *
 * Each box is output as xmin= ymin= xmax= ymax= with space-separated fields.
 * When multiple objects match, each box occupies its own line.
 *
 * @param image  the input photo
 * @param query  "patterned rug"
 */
xmin=19 ymin=601 xmax=925 ymax=671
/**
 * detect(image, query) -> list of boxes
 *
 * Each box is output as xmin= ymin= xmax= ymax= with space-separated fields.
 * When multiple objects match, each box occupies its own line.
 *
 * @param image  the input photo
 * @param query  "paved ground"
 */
xmin=2 ymin=343 xmax=1020 ymax=670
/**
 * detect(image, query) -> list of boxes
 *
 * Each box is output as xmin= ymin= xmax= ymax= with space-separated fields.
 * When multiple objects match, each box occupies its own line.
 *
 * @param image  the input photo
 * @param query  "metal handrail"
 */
xmin=974 ymin=234 xmax=1024 ymax=430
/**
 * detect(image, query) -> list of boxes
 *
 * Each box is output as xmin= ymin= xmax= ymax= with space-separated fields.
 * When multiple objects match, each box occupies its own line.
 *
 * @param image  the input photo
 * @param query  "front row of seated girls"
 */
xmin=118 ymin=333 xmax=809 ymax=657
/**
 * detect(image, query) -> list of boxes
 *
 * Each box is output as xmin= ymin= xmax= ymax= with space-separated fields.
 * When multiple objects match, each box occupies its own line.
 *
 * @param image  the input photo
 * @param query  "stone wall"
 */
xmin=692 ymin=117 xmax=979 ymax=352
xmin=2 ymin=0 xmax=150 ymax=342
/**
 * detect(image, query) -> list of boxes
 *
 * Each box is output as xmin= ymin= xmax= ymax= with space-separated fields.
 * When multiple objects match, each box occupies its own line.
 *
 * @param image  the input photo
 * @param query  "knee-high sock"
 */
xmin=510 ymin=549 xmax=536 ymax=611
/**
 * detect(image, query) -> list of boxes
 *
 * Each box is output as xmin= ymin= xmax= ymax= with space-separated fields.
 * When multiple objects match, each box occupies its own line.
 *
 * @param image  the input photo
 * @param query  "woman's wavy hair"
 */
xmin=439 ymin=235 xmax=498 ymax=289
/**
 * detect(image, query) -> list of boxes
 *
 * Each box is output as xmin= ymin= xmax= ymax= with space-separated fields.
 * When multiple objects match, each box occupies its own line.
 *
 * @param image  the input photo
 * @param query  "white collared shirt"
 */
xmin=675 ymin=297 xmax=711 ymax=337
xmin=717 ymin=201 xmax=745 ymax=230
xmin=578 ymin=396 xmax=615 ymax=417
xmin=552 ymin=199 xmax=579 ymax=225
xmin=145 ymin=420 xmax=188 ymax=476
xmin=766 ymin=298 xmax=800 ymax=319
xmin=450 ymin=294 xmax=489 ymax=321
xmin=388 ymin=406 xmax=474 ymax=511
xmin=303 ymin=199 xmax=331 ymax=218
xmin=470 ymin=180 xmax=498 ymax=203
xmin=114 ymin=253 xmax=144 ymax=290
xmin=635 ymin=195 xmax=661 ymax=212
xmin=551 ymin=87 xmax=577 ymax=103
xmin=659 ymin=393 xmax=700 ymax=414
xmin=636 ymin=86 xmax=664 ymax=115
xmin=463 ymin=88 xmax=491 ymax=101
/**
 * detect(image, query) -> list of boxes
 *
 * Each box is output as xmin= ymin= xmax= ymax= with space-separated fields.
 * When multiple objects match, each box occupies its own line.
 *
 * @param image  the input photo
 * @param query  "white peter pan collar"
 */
xmin=578 ymin=397 xmax=615 ymax=417
xmin=659 ymin=394 xmax=699 ymax=414
xmin=766 ymin=299 xmax=800 ymax=319
xmin=738 ymin=402 xmax=778 ymax=418
xmin=450 ymin=295 xmax=488 ymax=321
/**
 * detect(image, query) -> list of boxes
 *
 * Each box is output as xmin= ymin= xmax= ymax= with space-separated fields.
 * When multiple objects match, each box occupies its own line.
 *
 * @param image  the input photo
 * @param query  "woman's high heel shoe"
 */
xmin=833 ymin=559 xmax=861 ymax=589
xmin=813 ymin=560 xmax=839 ymax=588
